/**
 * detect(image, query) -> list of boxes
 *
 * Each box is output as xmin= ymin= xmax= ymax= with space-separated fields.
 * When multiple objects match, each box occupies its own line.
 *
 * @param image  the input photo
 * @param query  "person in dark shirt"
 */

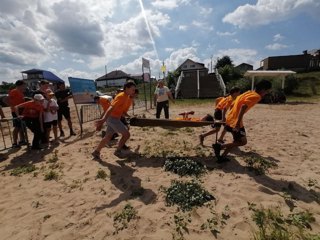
xmin=55 ymin=82 xmax=76 ymax=137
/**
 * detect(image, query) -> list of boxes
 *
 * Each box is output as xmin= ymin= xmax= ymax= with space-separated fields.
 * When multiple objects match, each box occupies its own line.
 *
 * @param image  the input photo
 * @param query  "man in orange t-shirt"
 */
xmin=8 ymin=80 xmax=27 ymax=147
xmin=199 ymin=87 xmax=240 ymax=146
xmin=92 ymin=81 xmax=136 ymax=160
xmin=213 ymin=80 xmax=272 ymax=163
xmin=15 ymin=94 xmax=45 ymax=150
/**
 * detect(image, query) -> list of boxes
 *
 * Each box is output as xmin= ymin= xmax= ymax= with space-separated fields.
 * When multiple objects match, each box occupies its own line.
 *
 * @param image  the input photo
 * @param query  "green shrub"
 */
xmin=10 ymin=165 xmax=37 ymax=176
xmin=165 ymin=180 xmax=214 ymax=211
xmin=113 ymin=203 xmax=138 ymax=234
xmin=164 ymin=158 xmax=206 ymax=177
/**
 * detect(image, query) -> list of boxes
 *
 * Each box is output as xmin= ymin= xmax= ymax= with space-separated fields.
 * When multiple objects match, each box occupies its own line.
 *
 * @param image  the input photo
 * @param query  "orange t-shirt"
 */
xmin=110 ymin=92 xmax=132 ymax=119
xmin=21 ymin=101 xmax=44 ymax=118
xmin=216 ymin=95 xmax=233 ymax=110
xmin=215 ymin=97 xmax=224 ymax=107
xmin=9 ymin=89 xmax=25 ymax=112
xmin=226 ymin=91 xmax=261 ymax=128
xmin=98 ymin=97 xmax=111 ymax=112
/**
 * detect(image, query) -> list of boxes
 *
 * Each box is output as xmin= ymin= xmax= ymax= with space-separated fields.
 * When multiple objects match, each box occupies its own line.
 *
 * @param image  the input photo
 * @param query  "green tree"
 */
xmin=215 ymin=56 xmax=233 ymax=69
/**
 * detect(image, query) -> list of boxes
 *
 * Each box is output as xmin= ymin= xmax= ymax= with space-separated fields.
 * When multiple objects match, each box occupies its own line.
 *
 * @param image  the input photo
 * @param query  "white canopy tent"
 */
xmin=244 ymin=70 xmax=296 ymax=90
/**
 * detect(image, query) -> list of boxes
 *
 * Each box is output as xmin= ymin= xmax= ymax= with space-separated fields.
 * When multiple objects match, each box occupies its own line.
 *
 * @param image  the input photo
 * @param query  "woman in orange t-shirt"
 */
xmin=15 ymin=94 xmax=45 ymax=150
xmin=92 ymin=81 xmax=136 ymax=160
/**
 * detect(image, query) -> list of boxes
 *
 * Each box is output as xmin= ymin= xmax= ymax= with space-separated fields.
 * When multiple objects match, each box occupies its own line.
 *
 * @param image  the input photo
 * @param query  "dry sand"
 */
xmin=0 ymin=100 xmax=319 ymax=240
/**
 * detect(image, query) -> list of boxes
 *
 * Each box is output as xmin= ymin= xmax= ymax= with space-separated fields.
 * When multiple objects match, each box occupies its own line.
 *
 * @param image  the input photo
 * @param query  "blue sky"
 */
xmin=1 ymin=0 xmax=319 ymax=84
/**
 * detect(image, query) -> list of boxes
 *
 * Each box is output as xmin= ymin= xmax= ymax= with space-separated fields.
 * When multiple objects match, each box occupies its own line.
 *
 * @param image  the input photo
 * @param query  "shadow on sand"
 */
xmin=215 ymin=150 xmax=319 ymax=205
xmin=94 ymin=159 xmax=157 ymax=212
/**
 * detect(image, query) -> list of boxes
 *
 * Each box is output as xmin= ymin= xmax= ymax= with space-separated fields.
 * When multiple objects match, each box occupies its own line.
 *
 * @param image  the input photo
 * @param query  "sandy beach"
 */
xmin=0 ymin=101 xmax=319 ymax=240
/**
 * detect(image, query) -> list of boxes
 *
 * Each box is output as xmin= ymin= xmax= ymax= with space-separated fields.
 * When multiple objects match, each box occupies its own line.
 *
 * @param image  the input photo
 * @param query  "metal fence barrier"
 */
xmin=0 ymin=118 xmax=29 ymax=151
xmin=78 ymin=104 xmax=102 ymax=135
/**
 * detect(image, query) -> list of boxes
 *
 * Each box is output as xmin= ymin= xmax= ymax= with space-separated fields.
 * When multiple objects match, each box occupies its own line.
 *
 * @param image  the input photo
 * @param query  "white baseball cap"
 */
xmin=34 ymin=94 xmax=45 ymax=101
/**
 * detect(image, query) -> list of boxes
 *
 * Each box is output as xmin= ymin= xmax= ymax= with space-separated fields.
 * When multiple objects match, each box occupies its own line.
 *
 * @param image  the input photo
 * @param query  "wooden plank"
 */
xmin=129 ymin=117 xmax=214 ymax=128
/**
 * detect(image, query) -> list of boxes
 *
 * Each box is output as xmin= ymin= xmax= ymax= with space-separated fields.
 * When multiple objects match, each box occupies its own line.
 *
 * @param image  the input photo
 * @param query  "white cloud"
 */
xmin=200 ymin=7 xmax=213 ymax=16
xmin=165 ymin=48 xmax=175 ymax=52
xmin=265 ymin=43 xmax=288 ymax=50
xmin=151 ymin=0 xmax=190 ymax=10
xmin=192 ymin=20 xmax=214 ymax=31
xmin=232 ymin=39 xmax=240 ymax=44
xmin=217 ymin=31 xmax=236 ymax=36
xmin=223 ymin=0 xmax=320 ymax=28
xmin=273 ymin=33 xmax=284 ymax=41
xmin=179 ymin=25 xmax=188 ymax=31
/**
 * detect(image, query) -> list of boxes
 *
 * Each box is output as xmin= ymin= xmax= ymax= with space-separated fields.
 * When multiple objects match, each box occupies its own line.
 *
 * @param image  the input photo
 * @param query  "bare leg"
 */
xmin=46 ymin=127 xmax=51 ymax=143
xmin=218 ymin=128 xmax=227 ymax=142
xmin=67 ymin=118 xmax=76 ymax=135
xmin=58 ymin=120 xmax=64 ymax=134
xmin=116 ymin=130 xmax=130 ymax=151
xmin=221 ymin=137 xmax=247 ymax=157
xmin=95 ymin=133 xmax=113 ymax=153
xmin=52 ymin=125 xmax=58 ymax=141
xmin=199 ymin=127 xmax=220 ymax=145
xmin=12 ymin=127 xmax=19 ymax=145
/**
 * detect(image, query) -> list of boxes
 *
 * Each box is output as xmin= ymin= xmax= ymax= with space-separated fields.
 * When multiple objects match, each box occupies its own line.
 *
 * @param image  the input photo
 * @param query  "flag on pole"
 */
xmin=142 ymin=57 xmax=150 ymax=69
xmin=161 ymin=63 xmax=166 ymax=73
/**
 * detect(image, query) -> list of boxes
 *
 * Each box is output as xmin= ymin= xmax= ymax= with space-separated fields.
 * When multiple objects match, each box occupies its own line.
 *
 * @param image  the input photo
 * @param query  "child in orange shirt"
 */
xmin=92 ymin=81 xmax=136 ymax=160
xmin=15 ymin=94 xmax=45 ymax=150
xmin=199 ymin=87 xmax=240 ymax=146
xmin=213 ymin=80 xmax=272 ymax=163
xmin=8 ymin=80 xmax=27 ymax=147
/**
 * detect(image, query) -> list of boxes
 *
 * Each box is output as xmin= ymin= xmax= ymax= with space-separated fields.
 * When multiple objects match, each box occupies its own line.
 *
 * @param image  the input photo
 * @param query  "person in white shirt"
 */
xmin=154 ymin=79 xmax=175 ymax=119
xmin=43 ymin=89 xmax=59 ymax=144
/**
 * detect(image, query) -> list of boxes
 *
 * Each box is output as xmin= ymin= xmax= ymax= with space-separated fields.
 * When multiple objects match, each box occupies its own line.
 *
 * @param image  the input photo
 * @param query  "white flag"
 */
xmin=142 ymin=57 xmax=150 ymax=69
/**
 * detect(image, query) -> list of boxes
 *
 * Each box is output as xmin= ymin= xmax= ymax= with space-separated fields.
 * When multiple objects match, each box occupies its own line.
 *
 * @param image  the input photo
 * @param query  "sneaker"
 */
xmin=199 ymin=134 xmax=204 ymax=146
xmin=91 ymin=150 xmax=101 ymax=160
xmin=212 ymin=143 xmax=221 ymax=157
xmin=60 ymin=131 xmax=65 ymax=137
xmin=111 ymin=133 xmax=119 ymax=140
xmin=12 ymin=143 xmax=20 ymax=148
xmin=217 ymin=156 xmax=230 ymax=164
xmin=122 ymin=144 xmax=130 ymax=150
xmin=18 ymin=140 xmax=27 ymax=146
xmin=114 ymin=149 xmax=127 ymax=158
xmin=101 ymin=130 xmax=106 ymax=138
xmin=31 ymin=146 xmax=43 ymax=150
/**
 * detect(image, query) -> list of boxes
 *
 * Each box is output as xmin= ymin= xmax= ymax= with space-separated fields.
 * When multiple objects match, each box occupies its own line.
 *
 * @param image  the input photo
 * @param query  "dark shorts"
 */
xmin=203 ymin=114 xmax=214 ymax=122
xmin=213 ymin=109 xmax=223 ymax=128
xmin=11 ymin=112 xmax=22 ymax=128
xmin=225 ymin=125 xmax=246 ymax=142
xmin=44 ymin=120 xmax=58 ymax=129
xmin=58 ymin=107 xmax=70 ymax=121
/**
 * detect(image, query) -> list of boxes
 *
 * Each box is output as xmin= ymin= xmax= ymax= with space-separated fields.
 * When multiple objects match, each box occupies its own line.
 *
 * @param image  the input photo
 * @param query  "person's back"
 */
xmin=225 ymin=90 xmax=261 ymax=128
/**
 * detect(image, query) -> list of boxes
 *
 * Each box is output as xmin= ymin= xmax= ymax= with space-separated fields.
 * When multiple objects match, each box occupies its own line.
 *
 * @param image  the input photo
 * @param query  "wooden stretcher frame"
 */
xmin=129 ymin=117 xmax=215 ymax=128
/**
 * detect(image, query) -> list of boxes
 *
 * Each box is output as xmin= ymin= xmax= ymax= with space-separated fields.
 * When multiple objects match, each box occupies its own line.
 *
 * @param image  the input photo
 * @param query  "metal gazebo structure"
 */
xmin=244 ymin=70 xmax=296 ymax=90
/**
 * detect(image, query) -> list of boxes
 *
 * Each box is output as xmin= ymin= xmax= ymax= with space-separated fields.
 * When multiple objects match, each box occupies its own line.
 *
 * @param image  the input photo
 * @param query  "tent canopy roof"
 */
xmin=21 ymin=69 xmax=64 ymax=83
xmin=244 ymin=70 xmax=296 ymax=77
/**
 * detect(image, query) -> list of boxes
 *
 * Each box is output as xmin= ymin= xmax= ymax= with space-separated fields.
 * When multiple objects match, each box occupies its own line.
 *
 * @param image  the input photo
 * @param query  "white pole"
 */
xmin=282 ymin=76 xmax=285 ymax=89
xmin=251 ymin=76 xmax=255 ymax=90
xmin=197 ymin=69 xmax=200 ymax=98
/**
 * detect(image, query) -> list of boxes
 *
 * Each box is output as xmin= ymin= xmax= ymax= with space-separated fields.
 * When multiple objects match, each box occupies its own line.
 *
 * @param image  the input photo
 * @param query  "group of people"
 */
xmin=7 ymin=80 xmax=76 ymax=150
xmin=199 ymin=80 xmax=272 ymax=163
xmin=91 ymin=78 xmax=272 ymax=164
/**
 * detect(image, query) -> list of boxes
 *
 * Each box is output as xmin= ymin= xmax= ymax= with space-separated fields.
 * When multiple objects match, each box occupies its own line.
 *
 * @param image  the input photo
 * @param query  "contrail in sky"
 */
xmin=138 ymin=0 xmax=159 ymax=60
